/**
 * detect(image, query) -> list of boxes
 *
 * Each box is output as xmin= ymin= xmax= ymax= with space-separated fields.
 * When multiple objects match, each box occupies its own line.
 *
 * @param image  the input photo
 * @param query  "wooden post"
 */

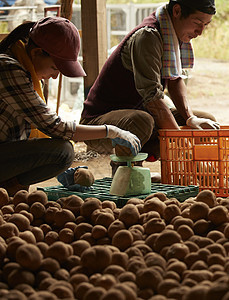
xmin=54 ymin=0 xmax=73 ymax=114
xmin=81 ymin=0 xmax=107 ymax=99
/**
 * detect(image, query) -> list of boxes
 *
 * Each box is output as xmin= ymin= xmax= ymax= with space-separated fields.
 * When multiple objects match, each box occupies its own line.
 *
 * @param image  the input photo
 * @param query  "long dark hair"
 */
xmin=0 ymin=21 xmax=35 ymax=53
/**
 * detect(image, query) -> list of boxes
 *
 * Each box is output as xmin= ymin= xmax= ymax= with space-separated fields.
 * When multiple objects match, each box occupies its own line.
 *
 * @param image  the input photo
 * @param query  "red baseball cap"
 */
xmin=29 ymin=16 xmax=86 ymax=77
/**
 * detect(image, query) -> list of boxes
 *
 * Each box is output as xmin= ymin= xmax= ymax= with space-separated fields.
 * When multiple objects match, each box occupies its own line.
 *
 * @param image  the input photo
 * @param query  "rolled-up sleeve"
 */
xmin=121 ymin=26 xmax=164 ymax=105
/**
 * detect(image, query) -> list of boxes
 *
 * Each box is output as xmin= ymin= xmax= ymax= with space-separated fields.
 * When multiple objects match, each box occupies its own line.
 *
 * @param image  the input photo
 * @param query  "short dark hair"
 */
xmin=167 ymin=0 xmax=197 ymax=18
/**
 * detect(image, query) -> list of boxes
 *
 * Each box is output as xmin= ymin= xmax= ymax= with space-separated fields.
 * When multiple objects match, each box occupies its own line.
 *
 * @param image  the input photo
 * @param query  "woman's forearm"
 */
xmin=72 ymin=124 xmax=107 ymax=142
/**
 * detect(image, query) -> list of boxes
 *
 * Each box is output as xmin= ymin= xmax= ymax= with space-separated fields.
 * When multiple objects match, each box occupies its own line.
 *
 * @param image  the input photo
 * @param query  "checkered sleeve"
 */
xmin=0 ymin=56 xmax=76 ymax=141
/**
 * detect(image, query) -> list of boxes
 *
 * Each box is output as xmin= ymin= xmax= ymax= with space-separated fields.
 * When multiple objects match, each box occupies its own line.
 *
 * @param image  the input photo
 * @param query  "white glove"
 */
xmin=105 ymin=124 xmax=141 ymax=156
xmin=186 ymin=116 xmax=220 ymax=130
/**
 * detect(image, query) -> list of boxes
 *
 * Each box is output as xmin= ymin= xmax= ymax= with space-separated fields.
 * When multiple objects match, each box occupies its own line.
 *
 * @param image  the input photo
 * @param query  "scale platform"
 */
xmin=38 ymin=177 xmax=199 ymax=208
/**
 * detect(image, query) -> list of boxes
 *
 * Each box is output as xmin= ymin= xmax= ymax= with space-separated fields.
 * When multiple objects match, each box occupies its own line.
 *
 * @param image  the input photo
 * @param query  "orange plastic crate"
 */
xmin=159 ymin=126 xmax=229 ymax=197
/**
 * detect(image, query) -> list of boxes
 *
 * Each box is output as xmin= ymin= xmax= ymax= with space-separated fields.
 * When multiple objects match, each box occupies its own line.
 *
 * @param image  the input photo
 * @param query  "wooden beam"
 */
xmin=81 ymin=0 xmax=107 ymax=98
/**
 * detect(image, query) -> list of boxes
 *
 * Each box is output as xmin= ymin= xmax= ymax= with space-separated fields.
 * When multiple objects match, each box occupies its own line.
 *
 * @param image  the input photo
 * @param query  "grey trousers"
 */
xmin=0 ymin=138 xmax=75 ymax=185
xmin=80 ymin=108 xmax=217 ymax=159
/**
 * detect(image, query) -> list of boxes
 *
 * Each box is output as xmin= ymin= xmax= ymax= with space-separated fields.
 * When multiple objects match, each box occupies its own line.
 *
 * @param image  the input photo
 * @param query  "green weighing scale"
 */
xmin=109 ymin=153 xmax=151 ymax=197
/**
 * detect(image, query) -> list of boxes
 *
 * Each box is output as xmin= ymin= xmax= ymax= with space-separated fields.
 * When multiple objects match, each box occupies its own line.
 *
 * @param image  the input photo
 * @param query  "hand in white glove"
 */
xmin=186 ymin=116 xmax=220 ymax=130
xmin=105 ymin=124 xmax=141 ymax=156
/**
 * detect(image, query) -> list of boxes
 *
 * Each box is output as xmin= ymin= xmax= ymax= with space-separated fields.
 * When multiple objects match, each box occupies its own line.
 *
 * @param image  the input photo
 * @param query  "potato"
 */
xmin=157 ymin=278 xmax=180 ymax=297
xmin=1 ymin=204 xmax=14 ymax=215
xmin=118 ymin=271 xmax=136 ymax=283
xmin=197 ymin=248 xmax=211 ymax=262
xmin=44 ymin=231 xmax=59 ymax=245
xmin=95 ymin=211 xmax=115 ymax=227
xmin=100 ymin=288 xmax=125 ymax=300
xmin=177 ymin=225 xmax=194 ymax=240
xmin=46 ymin=241 xmax=72 ymax=264
xmin=196 ymin=190 xmax=216 ymax=208
xmin=40 ymin=257 xmax=60 ymax=274
xmin=206 ymin=243 xmax=226 ymax=256
xmin=208 ymin=206 xmax=229 ymax=225
xmin=14 ymin=203 xmax=29 ymax=213
xmin=38 ymin=277 xmax=58 ymax=290
xmin=59 ymin=228 xmax=74 ymax=244
xmin=91 ymin=225 xmax=107 ymax=240
xmin=108 ymin=220 xmax=126 ymax=238
xmin=101 ymin=200 xmax=116 ymax=210
xmin=30 ymin=226 xmax=44 ymax=243
xmin=190 ymin=260 xmax=208 ymax=270
xmin=6 ymin=237 xmax=26 ymax=260
xmin=62 ymin=195 xmax=84 ymax=216
xmin=8 ymin=213 xmax=30 ymax=231
xmin=69 ymin=273 xmax=88 ymax=290
xmin=16 ymin=244 xmax=43 ymax=271
xmin=166 ymin=243 xmax=189 ymax=260
xmin=144 ymin=252 xmax=166 ymax=270
xmin=54 ymin=209 xmax=75 ymax=228
xmin=15 ymin=283 xmax=35 ymax=297
xmin=154 ymin=230 xmax=182 ymax=253
xmin=143 ymin=197 xmax=166 ymax=216
xmin=81 ymin=245 xmax=112 ymax=273
xmin=110 ymin=252 xmax=128 ymax=269
xmin=168 ymin=286 xmax=191 ymax=299
xmin=8 ymin=268 xmax=35 ymax=288
xmin=74 ymin=282 xmax=94 ymax=300
xmin=74 ymin=168 xmax=95 ymax=187
xmin=30 ymin=202 xmax=46 ymax=219
xmin=74 ymin=223 xmax=93 ymax=239
xmin=54 ymin=268 xmax=70 ymax=281
xmin=166 ymin=260 xmax=187 ymax=276
xmin=183 ymin=270 xmax=212 ymax=282
xmin=0 ymin=188 xmax=9 ymax=208
xmin=207 ymin=253 xmax=226 ymax=266
xmin=44 ymin=207 xmax=60 ymax=225
xmin=94 ymin=274 xmax=116 ymax=290
xmin=112 ymin=229 xmax=133 ymax=251
xmin=80 ymin=232 xmax=96 ymax=246
xmin=119 ymin=204 xmax=140 ymax=227
xmin=111 ymin=283 xmax=137 ymax=300
xmin=144 ymin=218 xmax=166 ymax=235
xmin=28 ymin=291 xmax=58 ymax=299
xmin=136 ymin=267 xmax=162 ymax=290
xmin=13 ymin=190 xmax=28 ymax=206
xmin=80 ymin=198 xmax=102 ymax=220
xmin=0 ymin=222 xmax=19 ymax=239
xmin=201 ymin=283 xmax=229 ymax=300
xmin=193 ymin=219 xmax=211 ymax=235
xmin=48 ymin=283 xmax=74 ymax=299
xmin=182 ymin=284 xmax=210 ymax=300
xmin=163 ymin=204 xmax=181 ymax=223
xmin=139 ymin=211 xmax=161 ymax=224
xmin=189 ymin=202 xmax=209 ymax=221
xmin=103 ymin=264 xmax=125 ymax=277
xmin=27 ymin=191 xmax=48 ymax=206
xmin=71 ymin=240 xmax=91 ymax=257
xmin=20 ymin=210 xmax=33 ymax=223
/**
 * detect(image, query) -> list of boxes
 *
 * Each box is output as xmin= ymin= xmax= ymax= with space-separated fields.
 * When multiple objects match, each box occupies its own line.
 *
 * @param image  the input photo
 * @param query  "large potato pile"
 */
xmin=1 ymin=188 xmax=229 ymax=299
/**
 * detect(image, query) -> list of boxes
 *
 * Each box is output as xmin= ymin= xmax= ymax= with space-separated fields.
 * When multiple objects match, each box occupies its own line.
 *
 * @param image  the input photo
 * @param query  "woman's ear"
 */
xmin=30 ymin=47 xmax=43 ymax=60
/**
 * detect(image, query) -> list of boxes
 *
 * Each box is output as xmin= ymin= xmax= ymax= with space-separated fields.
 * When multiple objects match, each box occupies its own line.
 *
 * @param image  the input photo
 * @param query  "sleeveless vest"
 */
xmin=81 ymin=12 xmax=164 ymax=119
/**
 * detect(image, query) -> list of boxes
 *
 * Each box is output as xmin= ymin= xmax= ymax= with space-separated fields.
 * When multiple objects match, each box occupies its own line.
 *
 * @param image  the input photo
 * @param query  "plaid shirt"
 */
xmin=0 ymin=53 xmax=77 ymax=142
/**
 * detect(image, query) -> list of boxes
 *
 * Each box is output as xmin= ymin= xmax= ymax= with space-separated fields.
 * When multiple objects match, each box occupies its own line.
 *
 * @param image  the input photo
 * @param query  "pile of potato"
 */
xmin=1 ymin=187 xmax=229 ymax=299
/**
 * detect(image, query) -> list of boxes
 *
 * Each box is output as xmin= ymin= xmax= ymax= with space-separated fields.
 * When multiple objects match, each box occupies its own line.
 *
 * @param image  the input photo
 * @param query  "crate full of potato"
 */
xmin=159 ymin=126 xmax=229 ymax=197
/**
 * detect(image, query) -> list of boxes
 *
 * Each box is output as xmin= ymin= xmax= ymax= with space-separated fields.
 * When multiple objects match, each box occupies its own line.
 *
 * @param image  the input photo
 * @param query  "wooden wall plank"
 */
xmin=81 ymin=0 xmax=107 ymax=98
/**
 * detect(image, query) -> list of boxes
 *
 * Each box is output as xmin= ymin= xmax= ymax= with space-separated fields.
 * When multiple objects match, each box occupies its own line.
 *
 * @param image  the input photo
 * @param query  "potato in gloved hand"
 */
xmin=74 ymin=168 xmax=95 ymax=187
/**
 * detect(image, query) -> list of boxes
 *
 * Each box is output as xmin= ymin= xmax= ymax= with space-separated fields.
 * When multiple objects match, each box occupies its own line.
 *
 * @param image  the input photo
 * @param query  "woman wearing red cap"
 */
xmin=80 ymin=0 xmax=219 ymax=178
xmin=0 ymin=16 xmax=141 ymax=196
